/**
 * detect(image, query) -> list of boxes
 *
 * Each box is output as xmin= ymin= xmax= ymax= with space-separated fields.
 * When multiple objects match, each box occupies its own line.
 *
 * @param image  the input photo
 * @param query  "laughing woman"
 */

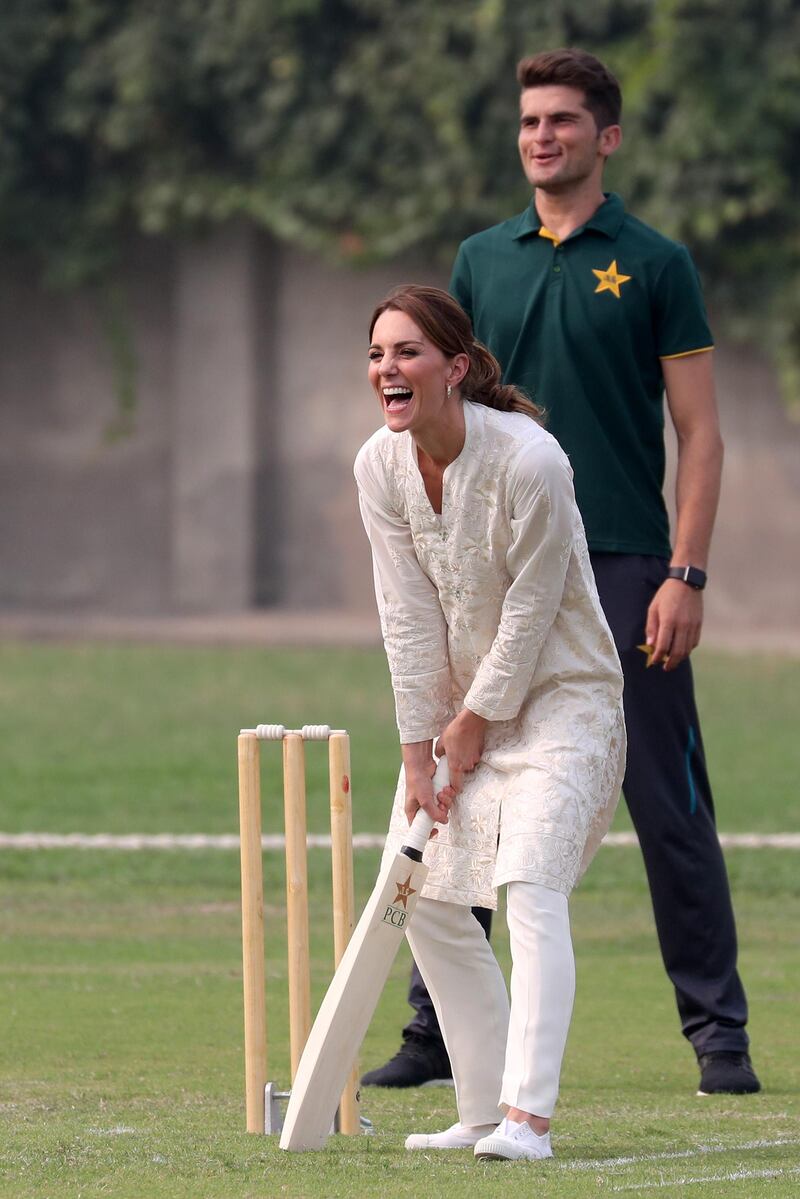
xmin=354 ymin=284 xmax=625 ymax=1163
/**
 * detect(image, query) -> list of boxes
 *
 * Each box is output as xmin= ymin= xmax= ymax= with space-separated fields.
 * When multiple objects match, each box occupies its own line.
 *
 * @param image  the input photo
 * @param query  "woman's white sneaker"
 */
xmin=405 ymin=1121 xmax=498 ymax=1150
xmin=474 ymin=1117 xmax=553 ymax=1161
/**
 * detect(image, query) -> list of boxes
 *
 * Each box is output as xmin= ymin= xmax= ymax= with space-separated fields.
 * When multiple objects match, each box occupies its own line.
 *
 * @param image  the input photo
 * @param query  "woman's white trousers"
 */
xmin=406 ymin=881 xmax=575 ymax=1122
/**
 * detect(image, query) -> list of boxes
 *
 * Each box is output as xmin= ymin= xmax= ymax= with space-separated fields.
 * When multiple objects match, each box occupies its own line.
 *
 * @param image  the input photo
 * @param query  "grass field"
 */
xmin=1 ymin=641 xmax=798 ymax=1197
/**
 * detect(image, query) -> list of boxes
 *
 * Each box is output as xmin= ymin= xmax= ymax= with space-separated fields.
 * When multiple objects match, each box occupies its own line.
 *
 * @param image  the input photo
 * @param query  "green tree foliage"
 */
xmin=0 ymin=0 xmax=798 ymax=399
xmin=620 ymin=0 xmax=800 ymax=406
xmin=0 ymin=0 xmax=650 ymax=270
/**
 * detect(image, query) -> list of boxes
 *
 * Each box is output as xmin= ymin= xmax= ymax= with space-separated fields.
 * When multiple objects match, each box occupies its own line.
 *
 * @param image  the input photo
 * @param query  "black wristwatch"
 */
xmin=667 ymin=565 xmax=707 ymax=590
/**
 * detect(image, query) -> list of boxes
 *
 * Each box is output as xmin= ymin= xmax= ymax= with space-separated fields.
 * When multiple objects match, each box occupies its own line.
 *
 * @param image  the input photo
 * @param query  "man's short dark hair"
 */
xmin=517 ymin=49 xmax=622 ymax=130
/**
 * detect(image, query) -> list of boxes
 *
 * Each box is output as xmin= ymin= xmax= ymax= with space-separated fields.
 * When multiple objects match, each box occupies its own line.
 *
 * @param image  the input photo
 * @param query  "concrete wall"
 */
xmin=700 ymin=349 xmax=800 ymax=637
xmin=0 ymin=239 xmax=174 ymax=613
xmin=0 ymin=224 xmax=798 ymax=635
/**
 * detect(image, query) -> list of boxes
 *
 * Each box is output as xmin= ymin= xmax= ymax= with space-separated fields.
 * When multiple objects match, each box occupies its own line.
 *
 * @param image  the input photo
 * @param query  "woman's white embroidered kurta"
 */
xmin=355 ymin=401 xmax=626 ymax=907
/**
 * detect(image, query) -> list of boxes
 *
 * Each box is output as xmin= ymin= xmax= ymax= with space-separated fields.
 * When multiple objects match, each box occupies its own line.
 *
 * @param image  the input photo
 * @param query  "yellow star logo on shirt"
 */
xmin=393 ymin=875 xmax=416 ymax=909
xmin=592 ymin=260 xmax=632 ymax=298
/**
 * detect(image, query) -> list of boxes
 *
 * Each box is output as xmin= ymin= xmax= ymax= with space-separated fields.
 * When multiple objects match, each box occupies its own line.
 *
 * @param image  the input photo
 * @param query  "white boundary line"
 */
xmin=562 ymin=1139 xmax=800 ymax=1192
xmin=605 ymin=832 xmax=800 ymax=850
xmin=561 ymin=1137 xmax=800 ymax=1172
xmin=611 ymin=1167 xmax=799 ymax=1192
xmin=0 ymin=831 xmax=798 ymax=851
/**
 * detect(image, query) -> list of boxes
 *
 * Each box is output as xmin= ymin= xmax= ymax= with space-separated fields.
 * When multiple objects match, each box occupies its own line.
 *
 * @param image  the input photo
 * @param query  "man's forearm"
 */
xmin=671 ymin=427 xmax=723 ymax=569
xmin=662 ymin=351 xmax=724 ymax=570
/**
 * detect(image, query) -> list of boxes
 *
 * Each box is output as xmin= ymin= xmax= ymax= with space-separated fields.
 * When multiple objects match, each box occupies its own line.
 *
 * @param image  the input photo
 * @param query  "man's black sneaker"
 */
xmin=697 ymin=1052 xmax=761 ymax=1095
xmin=361 ymin=1035 xmax=453 ymax=1088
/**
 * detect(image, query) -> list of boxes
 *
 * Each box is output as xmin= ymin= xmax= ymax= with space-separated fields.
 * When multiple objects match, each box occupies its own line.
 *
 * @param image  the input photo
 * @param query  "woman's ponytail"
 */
xmin=465 ymin=341 xmax=543 ymax=422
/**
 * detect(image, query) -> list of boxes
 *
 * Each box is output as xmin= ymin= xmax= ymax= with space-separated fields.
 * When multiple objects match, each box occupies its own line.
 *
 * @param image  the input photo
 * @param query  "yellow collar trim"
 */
xmin=538 ymin=227 xmax=560 ymax=245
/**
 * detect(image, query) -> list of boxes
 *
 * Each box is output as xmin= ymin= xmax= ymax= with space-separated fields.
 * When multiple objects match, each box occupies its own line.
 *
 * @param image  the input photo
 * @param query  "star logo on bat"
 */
xmin=592 ymin=259 xmax=631 ymax=298
xmin=393 ymin=875 xmax=416 ymax=908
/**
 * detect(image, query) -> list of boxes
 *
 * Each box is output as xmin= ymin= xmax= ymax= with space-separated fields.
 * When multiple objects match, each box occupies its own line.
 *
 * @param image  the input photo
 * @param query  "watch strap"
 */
xmin=667 ymin=565 xmax=707 ymax=590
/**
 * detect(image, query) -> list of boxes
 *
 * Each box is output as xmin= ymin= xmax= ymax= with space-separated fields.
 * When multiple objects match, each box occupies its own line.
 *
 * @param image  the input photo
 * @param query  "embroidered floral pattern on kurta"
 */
xmin=355 ymin=401 xmax=626 ymax=906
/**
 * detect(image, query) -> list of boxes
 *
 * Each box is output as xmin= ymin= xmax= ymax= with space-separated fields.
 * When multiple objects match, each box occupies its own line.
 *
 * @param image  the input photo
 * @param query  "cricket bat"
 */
xmin=278 ymin=756 xmax=448 ymax=1151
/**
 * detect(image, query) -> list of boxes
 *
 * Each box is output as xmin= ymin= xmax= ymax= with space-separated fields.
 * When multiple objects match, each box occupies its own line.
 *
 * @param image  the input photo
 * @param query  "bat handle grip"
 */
xmin=401 ymin=755 xmax=450 ymax=855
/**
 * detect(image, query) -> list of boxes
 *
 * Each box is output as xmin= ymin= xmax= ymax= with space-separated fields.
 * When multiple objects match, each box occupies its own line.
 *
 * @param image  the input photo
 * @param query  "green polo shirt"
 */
xmin=450 ymin=192 xmax=713 ymax=557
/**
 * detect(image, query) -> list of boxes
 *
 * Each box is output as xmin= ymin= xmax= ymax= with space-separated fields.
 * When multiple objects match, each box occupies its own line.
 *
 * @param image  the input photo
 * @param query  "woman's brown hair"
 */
xmin=369 ymin=285 xmax=543 ymax=422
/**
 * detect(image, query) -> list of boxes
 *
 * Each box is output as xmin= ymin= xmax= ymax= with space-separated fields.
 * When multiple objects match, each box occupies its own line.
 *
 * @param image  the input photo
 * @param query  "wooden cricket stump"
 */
xmin=237 ymin=724 xmax=361 ymax=1136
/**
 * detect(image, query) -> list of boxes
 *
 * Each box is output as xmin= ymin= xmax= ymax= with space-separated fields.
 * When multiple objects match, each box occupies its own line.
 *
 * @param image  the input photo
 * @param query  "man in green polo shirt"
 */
xmin=364 ymin=48 xmax=760 ymax=1106
xmin=451 ymin=193 xmax=713 ymax=562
